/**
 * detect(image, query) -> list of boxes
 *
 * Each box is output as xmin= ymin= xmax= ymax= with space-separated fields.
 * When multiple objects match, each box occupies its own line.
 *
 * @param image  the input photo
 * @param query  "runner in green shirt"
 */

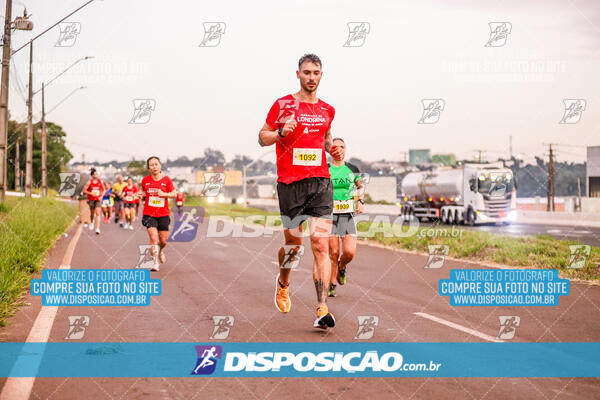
xmin=328 ymin=138 xmax=365 ymax=297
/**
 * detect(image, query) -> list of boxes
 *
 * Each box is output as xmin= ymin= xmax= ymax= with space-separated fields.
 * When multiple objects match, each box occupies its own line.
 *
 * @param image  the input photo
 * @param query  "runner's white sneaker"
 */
xmin=128 ymin=224 xmax=134 ymax=230
xmin=151 ymin=262 xmax=160 ymax=271
xmin=89 ymin=223 xmax=94 ymax=231
xmin=95 ymin=228 xmax=100 ymax=235
xmin=159 ymin=251 xmax=166 ymax=264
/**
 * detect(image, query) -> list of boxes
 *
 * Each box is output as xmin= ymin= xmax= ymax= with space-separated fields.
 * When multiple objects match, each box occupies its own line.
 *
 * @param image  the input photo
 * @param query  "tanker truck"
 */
xmin=399 ymin=163 xmax=517 ymax=225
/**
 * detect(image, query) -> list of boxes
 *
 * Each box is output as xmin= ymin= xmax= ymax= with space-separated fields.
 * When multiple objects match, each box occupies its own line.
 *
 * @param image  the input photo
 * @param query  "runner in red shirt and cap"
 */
xmin=258 ymin=53 xmax=343 ymax=330
xmin=82 ymin=168 xmax=105 ymax=235
xmin=140 ymin=156 xmax=177 ymax=271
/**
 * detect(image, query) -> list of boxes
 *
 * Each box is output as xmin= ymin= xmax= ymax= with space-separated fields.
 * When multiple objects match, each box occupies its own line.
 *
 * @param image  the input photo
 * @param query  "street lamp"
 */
xmin=0 ymin=0 xmax=97 ymax=200
xmin=46 ymin=86 xmax=86 ymax=116
xmin=36 ymin=56 xmax=93 ymax=196
xmin=242 ymin=150 xmax=275 ymax=207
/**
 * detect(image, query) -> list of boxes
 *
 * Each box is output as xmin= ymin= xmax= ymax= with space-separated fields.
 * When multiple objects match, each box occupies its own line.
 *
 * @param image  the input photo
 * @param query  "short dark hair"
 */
xmin=90 ymin=167 xmax=97 ymax=176
xmin=298 ymin=54 xmax=322 ymax=70
xmin=332 ymin=137 xmax=345 ymax=143
xmin=146 ymin=156 xmax=161 ymax=169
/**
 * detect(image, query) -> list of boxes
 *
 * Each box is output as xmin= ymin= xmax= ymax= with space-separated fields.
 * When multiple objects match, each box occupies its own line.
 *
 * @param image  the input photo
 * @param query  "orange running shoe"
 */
xmin=274 ymin=274 xmax=291 ymax=313
xmin=313 ymin=305 xmax=335 ymax=329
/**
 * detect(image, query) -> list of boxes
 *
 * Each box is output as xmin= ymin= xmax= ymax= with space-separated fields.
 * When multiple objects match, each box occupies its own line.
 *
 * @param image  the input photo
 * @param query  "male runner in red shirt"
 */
xmin=258 ymin=54 xmax=343 ymax=330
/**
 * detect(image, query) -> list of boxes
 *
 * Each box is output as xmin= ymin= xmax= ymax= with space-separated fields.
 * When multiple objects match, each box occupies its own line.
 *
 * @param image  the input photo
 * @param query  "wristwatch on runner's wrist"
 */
xmin=278 ymin=126 xmax=284 ymax=137
xmin=357 ymin=199 xmax=364 ymax=204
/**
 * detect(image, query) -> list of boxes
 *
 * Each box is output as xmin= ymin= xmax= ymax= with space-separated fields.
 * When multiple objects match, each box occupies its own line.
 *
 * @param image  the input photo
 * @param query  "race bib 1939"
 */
xmin=292 ymin=148 xmax=322 ymax=166
xmin=125 ymin=196 xmax=133 ymax=202
xmin=91 ymin=189 xmax=100 ymax=197
xmin=333 ymin=199 xmax=355 ymax=214
xmin=148 ymin=196 xmax=165 ymax=208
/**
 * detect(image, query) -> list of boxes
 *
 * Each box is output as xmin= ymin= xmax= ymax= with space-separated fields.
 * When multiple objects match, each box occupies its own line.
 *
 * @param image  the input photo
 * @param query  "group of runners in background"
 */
xmin=82 ymin=170 xmax=140 ymax=234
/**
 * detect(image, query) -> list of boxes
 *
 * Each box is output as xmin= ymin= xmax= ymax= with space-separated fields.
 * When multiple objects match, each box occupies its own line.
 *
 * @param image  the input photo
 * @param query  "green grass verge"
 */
xmin=0 ymin=197 xmax=77 ymax=326
xmin=354 ymin=220 xmax=600 ymax=281
xmin=185 ymin=196 xmax=281 ymax=225
xmin=187 ymin=199 xmax=600 ymax=281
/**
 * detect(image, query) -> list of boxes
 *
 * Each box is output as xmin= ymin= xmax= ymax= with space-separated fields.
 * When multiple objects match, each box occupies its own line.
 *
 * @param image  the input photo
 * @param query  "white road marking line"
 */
xmin=414 ymin=312 xmax=503 ymax=343
xmin=0 ymin=224 xmax=83 ymax=400
xmin=271 ymin=261 xmax=279 ymax=266
xmin=214 ymin=241 xmax=228 ymax=247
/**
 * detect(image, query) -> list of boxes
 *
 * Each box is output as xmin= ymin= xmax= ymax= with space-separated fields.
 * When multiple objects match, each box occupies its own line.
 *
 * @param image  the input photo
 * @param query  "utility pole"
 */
xmin=41 ymin=82 xmax=47 ymax=196
xmin=509 ymin=135 xmax=513 ymax=159
xmin=14 ymin=138 xmax=19 ymax=190
xmin=0 ymin=0 xmax=12 ymax=203
xmin=474 ymin=149 xmax=485 ymax=163
xmin=25 ymin=41 xmax=33 ymax=197
xmin=547 ymin=144 xmax=555 ymax=212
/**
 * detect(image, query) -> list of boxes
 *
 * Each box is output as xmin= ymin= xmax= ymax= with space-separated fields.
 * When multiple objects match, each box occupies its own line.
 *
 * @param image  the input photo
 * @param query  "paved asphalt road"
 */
xmin=1 ymin=216 xmax=600 ymax=399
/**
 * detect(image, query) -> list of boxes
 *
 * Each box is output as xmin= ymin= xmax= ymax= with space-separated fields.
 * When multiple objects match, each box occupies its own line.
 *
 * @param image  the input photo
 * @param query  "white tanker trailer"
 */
xmin=400 ymin=163 xmax=517 ymax=225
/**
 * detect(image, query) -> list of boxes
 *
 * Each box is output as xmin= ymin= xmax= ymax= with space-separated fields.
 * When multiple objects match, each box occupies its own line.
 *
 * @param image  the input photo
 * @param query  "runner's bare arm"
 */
xmin=82 ymin=181 xmax=91 ymax=195
xmin=324 ymin=129 xmax=332 ymax=152
xmin=259 ymin=123 xmax=279 ymax=147
xmin=355 ymin=178 xmax=365 ymax=202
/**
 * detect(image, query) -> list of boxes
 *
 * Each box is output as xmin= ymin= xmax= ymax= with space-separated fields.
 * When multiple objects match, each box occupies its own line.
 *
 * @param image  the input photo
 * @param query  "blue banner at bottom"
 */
xmin=1 ymin=342 xmax=599 ymax=377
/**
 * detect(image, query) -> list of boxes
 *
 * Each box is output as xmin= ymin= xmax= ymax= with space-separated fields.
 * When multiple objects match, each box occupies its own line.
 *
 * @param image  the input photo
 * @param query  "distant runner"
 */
xmin=101 ymin=183 xmax=114 ymax=223
xmin=258 ymin=53 xmax=343 ymax=330
xmin=175 ymin=190 xmax=185 ymax=215
xmin=327 ymin=138 xmax=364 ymax=297
xmin=82 ymin=168 xmax=105 ymax=235
xmin=140 ymin=156 xmax=176 ymax=271
xmin=133 ymin=182 xmax=141 ymax=221
xmin=122 ymin=177 xmax=139 ymax=230
xmin=112 ymin=175 xmax=126 ymax=227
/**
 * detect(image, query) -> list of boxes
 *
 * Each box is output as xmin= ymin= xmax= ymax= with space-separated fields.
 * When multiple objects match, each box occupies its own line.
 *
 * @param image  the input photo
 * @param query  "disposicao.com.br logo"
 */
xmin=191 ymin=346 xmax=442 ymax=376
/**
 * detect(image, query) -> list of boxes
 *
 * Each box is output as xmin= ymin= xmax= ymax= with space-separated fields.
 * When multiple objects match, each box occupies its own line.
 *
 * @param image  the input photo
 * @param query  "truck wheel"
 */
xmin=467 ymin=209 xmax=476 ymax=226
xmin=447 ymin=210 xmax=454 ymax=225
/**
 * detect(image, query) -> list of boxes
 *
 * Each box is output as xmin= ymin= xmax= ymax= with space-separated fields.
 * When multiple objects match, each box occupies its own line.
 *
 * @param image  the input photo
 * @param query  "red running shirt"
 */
xmin=122 ymin=185 xmax=138 ymax=204
xmin=86 ymin=179 xmax=104 ymax=201
xmin=176 ymin=192 xmax=185 ymax=206
xmin=141 ymin=175 xmax=175 ymax=217
xmin=265 ymin=94 xmax=335 ymax=184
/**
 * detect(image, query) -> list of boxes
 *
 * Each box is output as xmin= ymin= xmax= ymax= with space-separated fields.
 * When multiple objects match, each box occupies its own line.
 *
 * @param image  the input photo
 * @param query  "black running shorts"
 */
xmin=331 ymin=213 xmax=357 ymax=236
xmin=277 ymin=177 xmax=333 ymax=229
xmin=87 ymin=200 xmax=101 ymax=211
xmin=142 ymin=215 xmax=171 ymax=231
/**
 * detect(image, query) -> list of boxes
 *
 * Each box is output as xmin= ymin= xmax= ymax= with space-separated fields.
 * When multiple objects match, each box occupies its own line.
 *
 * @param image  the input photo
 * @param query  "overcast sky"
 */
xmin=6 ymin=0 xmax=600 ymax=165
